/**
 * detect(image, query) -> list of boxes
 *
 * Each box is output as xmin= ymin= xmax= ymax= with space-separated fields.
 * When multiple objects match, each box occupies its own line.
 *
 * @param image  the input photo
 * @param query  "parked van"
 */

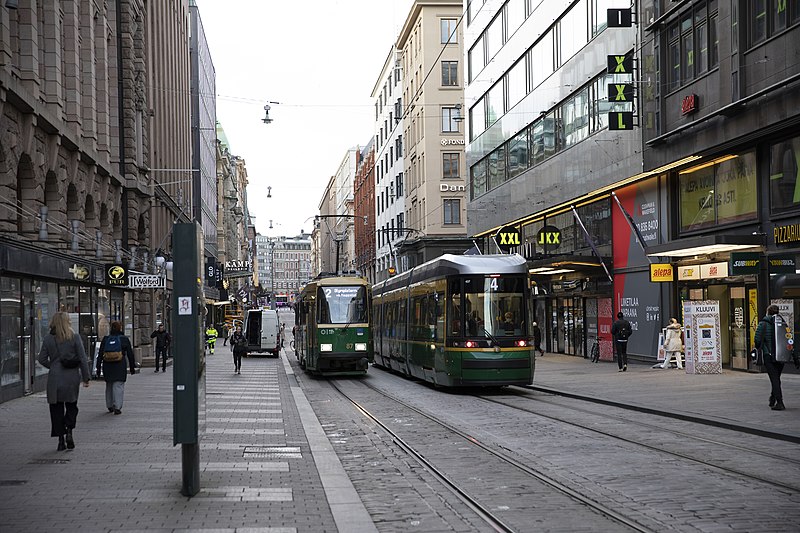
xmin=244 ymin=309 xmax=281 ymax=357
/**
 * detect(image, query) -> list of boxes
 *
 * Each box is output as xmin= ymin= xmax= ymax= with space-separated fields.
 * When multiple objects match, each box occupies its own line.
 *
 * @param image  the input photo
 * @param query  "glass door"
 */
xmin=730 ymin=286 xmax=749 ymax=370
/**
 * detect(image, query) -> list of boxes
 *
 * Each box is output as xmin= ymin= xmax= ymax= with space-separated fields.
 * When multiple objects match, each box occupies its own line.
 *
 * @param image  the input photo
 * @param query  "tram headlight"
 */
xmin=355 ymin=343 xmax=367 ymax=351
xmin=321 ymin=343 xmax=333 ymax=352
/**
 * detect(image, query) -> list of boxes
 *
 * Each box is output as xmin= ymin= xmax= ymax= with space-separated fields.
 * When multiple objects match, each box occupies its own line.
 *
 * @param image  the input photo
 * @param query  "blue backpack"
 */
xmin=104 ymin=335 xmax=124 ymax=362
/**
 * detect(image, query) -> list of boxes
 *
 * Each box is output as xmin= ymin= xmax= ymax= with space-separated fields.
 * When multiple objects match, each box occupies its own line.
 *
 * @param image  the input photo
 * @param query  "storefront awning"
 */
xmin=646 ymin=234 xmax=764 ymax=258
xmin=527 ymin=255 xmax=611 ymax=275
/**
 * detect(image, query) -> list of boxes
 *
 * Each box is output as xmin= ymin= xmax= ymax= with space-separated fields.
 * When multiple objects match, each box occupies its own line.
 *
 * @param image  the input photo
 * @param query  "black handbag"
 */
xmin=56 ymin=337 xmax=82 ymax=369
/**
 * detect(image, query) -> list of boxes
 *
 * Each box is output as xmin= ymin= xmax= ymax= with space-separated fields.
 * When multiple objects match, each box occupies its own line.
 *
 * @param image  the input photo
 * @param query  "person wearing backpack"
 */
xmin=96 ymin=321 xmax=136 ymax=415
xmin=611 ymin=311 xmax=633 ymax=372
xmin=754 ymin=304 xmax=800 ymax=411
xmin=37 ymin=312 xmax=91 ymax=451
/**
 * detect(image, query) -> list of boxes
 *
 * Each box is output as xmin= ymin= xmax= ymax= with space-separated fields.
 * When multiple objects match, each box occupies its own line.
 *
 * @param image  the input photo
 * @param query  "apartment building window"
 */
xmin=486 ymin=13 xmax=504 ymax=61
xmin=443 ymin=199 xmax=461 ymax=225
xmin=443 ymin=153 xmax=460 ymax=179
xmin=486 ymin=82 xmax=504 ymax=126
xmin=441 ymin=18 xmax=458 ymax=44
xmin=559 ymin=0 xmax=588 ymax=65
xmin=471 ymin=160 xmax=487 ymax=199
xmin=397 ymin=213 xmax=404 ymax=235
xmin=442 ymin=107 xmax=461 ymax=133
xmin=470 ymin=98 xmax=486 ymax=140
xmin=396 ymin=134 xmax=403 ymax=157
xmin=666 ymin=2 xmax=718 ymax=92
xmin=442 ymin=61 xmax=459 ymax=86
xmin=396 ymin=172 xmax=403 ymax=196
xmin=469 ymin=35 xmax=486 ymax=82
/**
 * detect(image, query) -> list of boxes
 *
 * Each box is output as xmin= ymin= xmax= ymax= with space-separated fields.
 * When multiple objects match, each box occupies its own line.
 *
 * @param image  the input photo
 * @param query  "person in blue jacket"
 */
xmin=96 ymin=321 xmax=136 ymax=415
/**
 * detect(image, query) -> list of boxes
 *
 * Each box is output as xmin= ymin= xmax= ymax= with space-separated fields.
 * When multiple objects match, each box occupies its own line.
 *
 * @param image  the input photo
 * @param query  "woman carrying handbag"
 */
xmin=37 ymin=312 xmax=90 ymax=451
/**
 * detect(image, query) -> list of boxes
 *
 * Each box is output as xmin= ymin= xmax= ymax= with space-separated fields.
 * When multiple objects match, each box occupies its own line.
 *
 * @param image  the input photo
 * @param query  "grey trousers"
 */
xmin=105 ymin=381 xmax=125 ymax=410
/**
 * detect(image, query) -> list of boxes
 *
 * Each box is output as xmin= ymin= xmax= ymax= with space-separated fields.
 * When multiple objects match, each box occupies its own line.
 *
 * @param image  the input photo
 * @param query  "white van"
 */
xmin=244 ymin=309 xmax=281 ymax=357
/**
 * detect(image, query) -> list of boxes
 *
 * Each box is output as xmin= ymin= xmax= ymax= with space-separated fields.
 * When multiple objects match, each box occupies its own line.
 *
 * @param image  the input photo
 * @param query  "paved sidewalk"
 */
xmin=531 ymin=353 xmax=800 ymax=441
xmin=0 ymin=346 xmax=374 ymax=533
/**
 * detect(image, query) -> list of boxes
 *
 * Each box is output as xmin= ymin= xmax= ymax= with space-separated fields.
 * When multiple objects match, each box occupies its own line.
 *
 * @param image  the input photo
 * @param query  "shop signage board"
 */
xmin=682 ymin=300 xmax=722 ymax=374
xmin=649 ymin=263 xmax=674 ymax=282
xmin=677 ymin=265 xmax=700 ymax=280
xmin=700 ymin=261 xmax=728 ymax=279
xmin=105 ymin=264 xmax=128 ymax=287
xmin=129 ymin=274 xmax=166 ymax=289
xmin=536 ymin=225 xmax=561 ymax=249
xmin=730 ymin=252 xmax=760 ymax=274
xmin=773 ymin=222 xmax=800 ymax=245
xmin=495 ymin=225 xmax=521 ymax=252
xmin=768 ymin=254 xmax=796 ymax=273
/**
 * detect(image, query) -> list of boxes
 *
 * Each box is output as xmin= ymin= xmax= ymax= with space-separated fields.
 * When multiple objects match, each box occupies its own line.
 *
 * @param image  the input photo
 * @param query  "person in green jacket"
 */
xmin=754 ymin=304 xmax=800 ymax=411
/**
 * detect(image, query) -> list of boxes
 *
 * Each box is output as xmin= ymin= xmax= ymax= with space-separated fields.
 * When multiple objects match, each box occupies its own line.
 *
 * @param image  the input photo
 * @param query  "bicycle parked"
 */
xmin=590 ymin=336 xmax=604 ymax=363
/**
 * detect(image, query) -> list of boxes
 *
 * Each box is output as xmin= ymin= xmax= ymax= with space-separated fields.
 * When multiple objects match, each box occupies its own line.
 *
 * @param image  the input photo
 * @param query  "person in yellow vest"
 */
xmin=205 ymin=325 xmax=218 ymax=355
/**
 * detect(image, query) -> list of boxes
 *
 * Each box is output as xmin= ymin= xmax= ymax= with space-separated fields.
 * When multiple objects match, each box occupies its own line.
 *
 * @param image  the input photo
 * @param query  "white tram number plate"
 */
xmin=129 ymin=274 xmax=166 ymax=289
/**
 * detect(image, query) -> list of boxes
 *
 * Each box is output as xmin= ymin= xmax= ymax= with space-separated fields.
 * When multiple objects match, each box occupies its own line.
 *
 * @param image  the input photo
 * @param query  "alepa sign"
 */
xmin=649 ymin=263 xmax=674 ymax=282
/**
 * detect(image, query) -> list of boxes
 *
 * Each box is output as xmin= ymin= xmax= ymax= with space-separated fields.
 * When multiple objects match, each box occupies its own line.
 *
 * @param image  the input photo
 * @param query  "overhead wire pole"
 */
xmin=315 ymin=214 xmax=367 ymax=274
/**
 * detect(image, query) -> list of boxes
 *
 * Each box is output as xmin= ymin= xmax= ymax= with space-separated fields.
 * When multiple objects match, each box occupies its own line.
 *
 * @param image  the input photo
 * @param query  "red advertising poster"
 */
xmin=612 ymin=177 xmax=664 ymax=357
xmin=598 ymin=298 xmax=614 ymax=361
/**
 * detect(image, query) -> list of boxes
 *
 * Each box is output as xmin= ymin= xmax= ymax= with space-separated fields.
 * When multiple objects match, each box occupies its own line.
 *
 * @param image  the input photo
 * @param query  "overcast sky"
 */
xmin=196 ymin=0 xmax=416 ymax=238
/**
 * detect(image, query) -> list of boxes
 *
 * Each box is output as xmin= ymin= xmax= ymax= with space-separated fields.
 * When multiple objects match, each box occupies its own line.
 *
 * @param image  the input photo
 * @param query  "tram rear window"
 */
xmin=317 ymin=285 xmax=368 ymax=324
xmin=462 ymin=275 xmax=527 ymax=337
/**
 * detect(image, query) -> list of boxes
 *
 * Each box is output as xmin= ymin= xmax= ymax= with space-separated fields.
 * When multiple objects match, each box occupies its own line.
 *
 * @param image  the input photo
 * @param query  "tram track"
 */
xmin=477 ymin=389 xmax=800 ymax=495
xmin=329 ymin=379 xmax=655 ymax=533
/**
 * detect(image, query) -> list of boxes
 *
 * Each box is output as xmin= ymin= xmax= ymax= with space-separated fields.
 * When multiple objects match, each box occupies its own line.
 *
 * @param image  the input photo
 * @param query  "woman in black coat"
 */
xmin=96 ymin=320 xmax=136 ymax=414
xmin=230 ymin=325 xmax=247 ymax=375
xmin=37 ymin=312 xmax=91 ymax=450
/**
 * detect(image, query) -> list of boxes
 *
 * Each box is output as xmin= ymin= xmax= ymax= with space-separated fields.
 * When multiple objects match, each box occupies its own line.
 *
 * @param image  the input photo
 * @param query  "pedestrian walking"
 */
xmin=222 ymin=323 xmax=230 ymax=346
xmin=96 ymin=321 xmax=136 ymax=415
xmin=280 ymin=322 xmax=286 ymax=348
xmin=149 ymin=323 xmax=171 ymax=373
xmin=205 ymin=324 xmax=218 ymax=355
xmin=659 ymin=318 xmax=683 ymax=369
xmin=230 ymin=325 xmax=247 ymax=374
xmin=754 ymin=305 xmax=800 ymax=411
xmin=611 ymin=312 xmax=633 ymax=372
xmin=531 ymin=322 xmax=544 ymax=356
xmin=37 ymin=312 xmax=91 ymax=451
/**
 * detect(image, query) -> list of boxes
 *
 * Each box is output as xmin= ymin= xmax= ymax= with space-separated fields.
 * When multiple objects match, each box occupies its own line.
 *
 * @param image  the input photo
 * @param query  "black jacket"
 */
xmin=230 ymin=332 xmax=247 ymax=355
xmin=611 ymin=318 xmax=632 ymax=342
xmin=150 ymin=329 xmax=171 ymax=348
xmin=754 ymin=315 xmax=776 ymax=359
xmin=97 ymin=334 xmax=136 ymax=382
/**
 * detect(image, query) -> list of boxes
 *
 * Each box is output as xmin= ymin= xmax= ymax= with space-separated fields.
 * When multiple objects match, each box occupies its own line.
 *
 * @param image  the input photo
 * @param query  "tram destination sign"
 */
xmin=129 ymin=274 xmax=166 ymax=289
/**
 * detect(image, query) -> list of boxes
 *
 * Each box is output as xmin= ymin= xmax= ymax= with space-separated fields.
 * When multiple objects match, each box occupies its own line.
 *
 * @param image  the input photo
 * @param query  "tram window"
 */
xmin=464 ymin=275 xmax=526 ymax=337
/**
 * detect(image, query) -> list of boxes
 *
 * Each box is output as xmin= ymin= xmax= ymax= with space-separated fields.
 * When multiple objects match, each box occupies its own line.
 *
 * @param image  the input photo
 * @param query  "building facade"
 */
xmin=635 ymin=0 xmax=800 ymax=371
xmin=396 ymin=0 xmax=472 ymax=269
xmin=465 ymin=0 xmax=641 ymax=359
xmin=189 ymin=1 xmax=218 ymax=300
xmin=255 ymin=234 xmax=311 ymax=307
xmin=0 ymin=0 xmax=153 ymax=402
xmin=354 ymin=140 xmax=376 ymax=281
xmin=371 ymin=46 xmax=406 ymax=281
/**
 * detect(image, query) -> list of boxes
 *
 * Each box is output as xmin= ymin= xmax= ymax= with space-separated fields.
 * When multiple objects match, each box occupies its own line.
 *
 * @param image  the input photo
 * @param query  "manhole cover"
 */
xmin=243 ymin=446 xmax=302 ymax=459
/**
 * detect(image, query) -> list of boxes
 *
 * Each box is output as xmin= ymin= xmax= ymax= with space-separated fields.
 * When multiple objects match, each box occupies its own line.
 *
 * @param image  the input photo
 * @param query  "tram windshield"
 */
xmin=317 ymin=285 xmax=368 ymax=324
xmin=456 ymin=275 xmax=526 ymax=337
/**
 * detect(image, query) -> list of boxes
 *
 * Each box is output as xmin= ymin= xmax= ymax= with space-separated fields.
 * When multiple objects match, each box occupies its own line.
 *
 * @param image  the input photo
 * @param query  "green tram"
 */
xmin=373 ymin=254 xmax=534 ymax=387
xmin=294 ymin=274 xmax=373 ymax=375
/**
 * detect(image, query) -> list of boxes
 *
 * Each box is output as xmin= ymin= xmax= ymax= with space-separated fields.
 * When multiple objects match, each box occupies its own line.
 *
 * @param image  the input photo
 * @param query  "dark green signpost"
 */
xmin=172 ymin=223 xmax=206 ymax=497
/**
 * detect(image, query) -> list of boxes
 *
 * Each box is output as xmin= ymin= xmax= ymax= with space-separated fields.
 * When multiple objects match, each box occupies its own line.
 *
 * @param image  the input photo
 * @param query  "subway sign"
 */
xmin=729 ymin=252 xmax=760 ymax=274
xmin=496 ymin=225 xmax=521 ymax=252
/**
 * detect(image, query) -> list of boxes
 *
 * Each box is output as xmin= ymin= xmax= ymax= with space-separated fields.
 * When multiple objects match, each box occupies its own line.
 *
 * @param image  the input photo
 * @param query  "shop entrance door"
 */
xmin=553 ymin=297 xmax=584 ymax=356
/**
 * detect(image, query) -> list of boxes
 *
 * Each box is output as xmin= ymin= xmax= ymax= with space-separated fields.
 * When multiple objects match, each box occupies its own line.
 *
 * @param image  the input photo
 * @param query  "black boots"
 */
xmin=57 ymin=436 xmax=66 ymax=451
xmin=772 ymin=401 xmax=786 ymax=411
xmin=65 ymin=428 xmax=75 ymax=449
